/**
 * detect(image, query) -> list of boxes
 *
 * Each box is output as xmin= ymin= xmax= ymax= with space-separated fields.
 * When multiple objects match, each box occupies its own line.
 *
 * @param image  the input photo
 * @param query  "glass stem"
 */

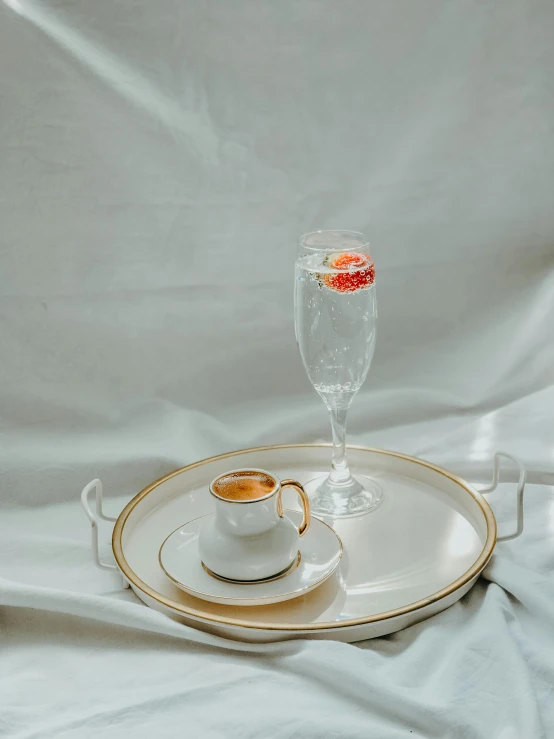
xmin=328 ymin=408 xmax=352 ymax=485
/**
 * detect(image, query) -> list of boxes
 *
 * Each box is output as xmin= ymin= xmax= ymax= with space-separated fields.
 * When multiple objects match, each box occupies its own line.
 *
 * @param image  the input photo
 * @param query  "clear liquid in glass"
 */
xmin=295 ymin=253 xmax=377 ymax=411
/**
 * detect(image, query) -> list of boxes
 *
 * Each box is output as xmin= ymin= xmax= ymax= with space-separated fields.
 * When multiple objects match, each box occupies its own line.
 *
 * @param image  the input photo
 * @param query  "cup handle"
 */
xmin=278 ymin=480 xmax=311 ymax=537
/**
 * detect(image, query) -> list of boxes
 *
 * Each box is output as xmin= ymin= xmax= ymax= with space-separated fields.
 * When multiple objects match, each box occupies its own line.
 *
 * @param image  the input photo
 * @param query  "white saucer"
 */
xmin=159 ymin=510 xmax=343 ymax=606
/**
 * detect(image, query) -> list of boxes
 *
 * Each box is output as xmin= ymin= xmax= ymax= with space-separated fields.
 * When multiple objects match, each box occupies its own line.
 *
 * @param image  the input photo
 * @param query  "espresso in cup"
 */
xmin=211 ymin=470 xmax=276 ymax=502
xmin=199 ymin=468 xmax=311 ymax=582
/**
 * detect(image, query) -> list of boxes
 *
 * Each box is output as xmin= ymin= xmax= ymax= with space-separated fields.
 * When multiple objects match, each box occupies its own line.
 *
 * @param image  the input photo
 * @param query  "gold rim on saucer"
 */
xmin=157 ymin=512 xmax=341 ymax=603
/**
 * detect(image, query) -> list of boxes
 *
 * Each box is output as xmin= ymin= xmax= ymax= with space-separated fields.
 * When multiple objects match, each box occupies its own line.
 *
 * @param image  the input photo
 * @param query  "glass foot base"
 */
xmin=304 ymin=474 xmax=384 ymax=519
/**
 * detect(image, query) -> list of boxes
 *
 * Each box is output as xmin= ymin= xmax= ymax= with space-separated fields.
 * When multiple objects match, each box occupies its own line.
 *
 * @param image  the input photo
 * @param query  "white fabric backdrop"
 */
xmin=1 ymin=1 xmax=553 ymax=737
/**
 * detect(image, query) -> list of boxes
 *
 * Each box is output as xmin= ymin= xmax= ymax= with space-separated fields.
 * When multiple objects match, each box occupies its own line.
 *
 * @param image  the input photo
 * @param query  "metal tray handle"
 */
xmin=81 ymin=478 xmax=119 ymax=571
xmin=479 ymin=452 xmax=527 ymax=542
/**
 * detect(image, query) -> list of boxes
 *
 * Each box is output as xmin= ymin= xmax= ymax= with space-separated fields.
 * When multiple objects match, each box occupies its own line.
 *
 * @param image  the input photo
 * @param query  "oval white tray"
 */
xmin=82 ymin=445 xmax=526 ymax=643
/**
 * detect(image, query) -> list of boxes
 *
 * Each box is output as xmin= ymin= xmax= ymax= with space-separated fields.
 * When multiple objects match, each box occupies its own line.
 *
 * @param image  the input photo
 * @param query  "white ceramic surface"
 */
xmin=160 ymin=510 xmax=342 ymax=606
xmin=110 ymin=445 xmax=499 ymax=642
xmin=198 ymin=469 xmax=310 ymax=582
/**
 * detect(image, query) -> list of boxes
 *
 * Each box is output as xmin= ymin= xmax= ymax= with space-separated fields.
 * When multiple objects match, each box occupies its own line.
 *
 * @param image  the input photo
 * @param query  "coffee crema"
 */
xmin=212 ymin=471 xmax=276 ymax=502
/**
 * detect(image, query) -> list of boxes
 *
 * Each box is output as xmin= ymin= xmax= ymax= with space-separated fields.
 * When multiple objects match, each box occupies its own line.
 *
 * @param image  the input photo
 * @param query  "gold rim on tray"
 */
xmin=112 ymin=444 xmax=497 ymax=632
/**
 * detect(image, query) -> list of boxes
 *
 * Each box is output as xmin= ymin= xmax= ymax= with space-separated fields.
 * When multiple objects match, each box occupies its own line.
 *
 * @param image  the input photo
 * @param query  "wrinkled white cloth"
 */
xmin=1 ymin=470 xmax=554 ymax=738
xmin=1 ymin=0 xmax=554 ymax=737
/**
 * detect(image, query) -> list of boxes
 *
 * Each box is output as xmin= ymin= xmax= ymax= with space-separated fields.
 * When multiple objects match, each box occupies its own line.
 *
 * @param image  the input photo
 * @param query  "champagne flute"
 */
xmin=294 ymin=230 xmax=383 ymax=517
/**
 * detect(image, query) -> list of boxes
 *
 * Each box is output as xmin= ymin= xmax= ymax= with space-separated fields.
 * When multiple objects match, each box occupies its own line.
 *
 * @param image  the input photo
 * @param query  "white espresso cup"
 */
xmin=198 ymin=468 xmax=311 ymax=582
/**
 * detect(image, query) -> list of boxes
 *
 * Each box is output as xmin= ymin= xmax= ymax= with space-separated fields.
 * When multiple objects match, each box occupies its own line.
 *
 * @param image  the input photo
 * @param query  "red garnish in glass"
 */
xmin=322 ymin=252 xmax=375 ymax=293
